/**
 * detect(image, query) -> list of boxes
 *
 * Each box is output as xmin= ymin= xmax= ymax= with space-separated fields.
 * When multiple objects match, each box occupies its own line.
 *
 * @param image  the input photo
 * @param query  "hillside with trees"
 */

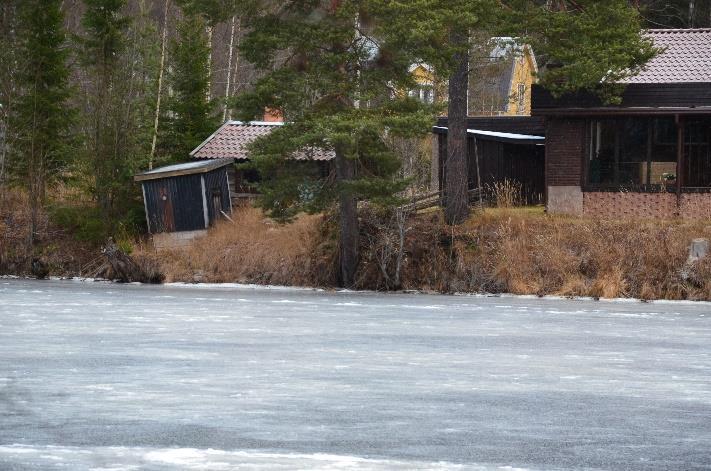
xmin=0 ymin=0 xmax=688 ymax=289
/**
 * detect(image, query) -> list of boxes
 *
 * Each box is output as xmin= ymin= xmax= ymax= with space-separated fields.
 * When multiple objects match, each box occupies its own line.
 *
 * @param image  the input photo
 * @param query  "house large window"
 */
xmin=587 ymin=117 xmax=678 ymax=188
xmin=683 ymin=118 xmax=711 ymax=188
xmin=517 ymin=83 xmax=526 ymax=114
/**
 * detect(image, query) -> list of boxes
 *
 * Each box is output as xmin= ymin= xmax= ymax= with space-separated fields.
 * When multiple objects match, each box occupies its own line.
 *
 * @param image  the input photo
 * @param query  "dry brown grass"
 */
xmin=142 ymin=207 xmax=335 ymax=286
xmin=487 ymin=179 xmax=524 ymax=208
xmin=387 ymin=207 xmax=711 ymax=301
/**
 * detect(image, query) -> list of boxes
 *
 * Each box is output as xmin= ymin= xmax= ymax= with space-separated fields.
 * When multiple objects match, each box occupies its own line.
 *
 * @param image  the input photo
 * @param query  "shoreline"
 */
xmin=5 ymin=274 xmax=711 ymax=307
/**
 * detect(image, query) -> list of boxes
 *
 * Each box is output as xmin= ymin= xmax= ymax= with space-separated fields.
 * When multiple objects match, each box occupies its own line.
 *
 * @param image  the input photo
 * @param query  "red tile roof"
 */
xmin=190 ymin=121 xmax=335 ymax=161
xmin=622 ymin=29 xmax=711 ymax=84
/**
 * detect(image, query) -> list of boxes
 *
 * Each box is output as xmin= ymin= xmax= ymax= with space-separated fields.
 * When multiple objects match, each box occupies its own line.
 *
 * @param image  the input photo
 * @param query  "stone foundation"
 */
xmin=546 ymin=186 xmax=583 ymax=215
xmin=152 ymin=230 xmax=207 ymax=250
xmin=570 ymin=191 xmax=711 ymax=219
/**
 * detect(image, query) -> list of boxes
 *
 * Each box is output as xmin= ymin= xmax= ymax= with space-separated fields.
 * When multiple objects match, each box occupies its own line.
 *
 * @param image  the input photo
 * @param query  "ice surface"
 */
xmin=1 ymin=279 xmax=710 ymax=470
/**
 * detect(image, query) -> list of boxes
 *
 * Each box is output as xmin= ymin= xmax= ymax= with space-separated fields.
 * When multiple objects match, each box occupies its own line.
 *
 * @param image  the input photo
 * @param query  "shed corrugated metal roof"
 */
xmin=134 ymin=158 xmax=233 ymax=182
xmin=190 ymin=121 xmax=335 ymax=161
xmin=622 ymin=29 xmax=711 ymax=84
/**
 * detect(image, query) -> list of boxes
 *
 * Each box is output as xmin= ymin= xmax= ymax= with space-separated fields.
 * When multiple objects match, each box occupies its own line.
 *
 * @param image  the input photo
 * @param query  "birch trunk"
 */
xmin=223 ymin=15 xmax=236 ymax=122
xmin=149 ymin=0 xmax=170 ymax=170
xmin=206 ymin=25 xmax=213 ymax=101
xmin=230 ymin=17 xmax=242 ymax=114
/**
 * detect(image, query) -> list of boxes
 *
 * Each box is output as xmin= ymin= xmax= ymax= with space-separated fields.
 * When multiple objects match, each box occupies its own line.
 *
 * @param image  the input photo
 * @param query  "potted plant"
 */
xmin=662 ymin=172 xmax=676 ymax=190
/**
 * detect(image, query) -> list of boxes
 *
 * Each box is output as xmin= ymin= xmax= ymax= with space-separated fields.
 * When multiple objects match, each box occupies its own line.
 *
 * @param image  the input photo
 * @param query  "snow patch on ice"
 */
xmin=0 ymin=445 xmax=528 ymax=470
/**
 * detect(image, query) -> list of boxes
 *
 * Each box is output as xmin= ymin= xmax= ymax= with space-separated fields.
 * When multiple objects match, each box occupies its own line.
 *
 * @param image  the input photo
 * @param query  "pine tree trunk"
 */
xmin=150 ymin=0 xmax=170 ymax=170
xmin=444 ymin=29 xmax=470 ymax=225
xmin=335 ymin=147 xmax=358 ymax=287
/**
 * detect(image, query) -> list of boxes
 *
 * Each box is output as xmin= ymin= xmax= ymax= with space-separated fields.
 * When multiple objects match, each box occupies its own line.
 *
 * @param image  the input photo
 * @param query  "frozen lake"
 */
xmin=1 ymin=279 xmax=710 ymax=470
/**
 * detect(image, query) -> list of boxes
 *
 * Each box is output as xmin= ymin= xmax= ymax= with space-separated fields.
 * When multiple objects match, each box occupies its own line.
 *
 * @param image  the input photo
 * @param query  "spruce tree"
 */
xmin=80 ymin=0 xmax=159 ymax=230
xmin=11 ymin=0 xmax=72 ymax=246
xmin=163 ymin=14 xmax=218 ymax=163
xmin=235 ymin=1 xmax=434 ymax=287
xmin=0 ymin=0 xmax=20 ymax=193
xmin=81 ymin=0 xmax=130 ymax=222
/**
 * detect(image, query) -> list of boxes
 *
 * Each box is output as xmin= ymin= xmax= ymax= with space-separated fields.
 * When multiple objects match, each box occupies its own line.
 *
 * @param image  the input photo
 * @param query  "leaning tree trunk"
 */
xmin=335 ymin=147 xmax=359 ymax=288
xmin=223 ymin=15 xmax=236 ymax=122
xmin=445 ymin=29 xmax=470 ymax=225
xmin=206 ymin=24 xmax=213 ymax=101
xmin=149 ymin=0 xmax=170 ymax=170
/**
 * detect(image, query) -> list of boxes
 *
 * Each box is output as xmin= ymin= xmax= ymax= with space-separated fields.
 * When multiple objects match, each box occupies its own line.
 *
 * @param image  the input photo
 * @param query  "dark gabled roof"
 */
xmin=433 ymin=126 xmax=544 ymax=145
xmin=622 ymin=29 xmax=711 ymax=84
xmin=135 ymin=158 xmax=233 ymax=182
xmin=190 ymin=121 xmax=335 ymax=161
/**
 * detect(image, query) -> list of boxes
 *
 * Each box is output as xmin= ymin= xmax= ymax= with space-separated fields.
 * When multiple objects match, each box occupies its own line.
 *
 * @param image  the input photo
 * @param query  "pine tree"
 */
xmin=11 ymin=0 xmax=73 ymax=246
xmin=163 ymin=13 xmax=218 ymax=163
xmin=235 ymin=1 xmax=435 ymax=287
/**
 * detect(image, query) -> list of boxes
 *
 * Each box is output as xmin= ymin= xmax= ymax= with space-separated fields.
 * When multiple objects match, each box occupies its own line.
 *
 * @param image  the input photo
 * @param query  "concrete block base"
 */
xmin=153 ymin=230 xmax=208 ymax=250
xmin=547 ymin=186 xmax=583 ymax=215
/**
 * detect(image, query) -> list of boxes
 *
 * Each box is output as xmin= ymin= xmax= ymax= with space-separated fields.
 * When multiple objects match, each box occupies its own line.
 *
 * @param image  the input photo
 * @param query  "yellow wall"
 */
xmin=504 ymin=48 xmax=537 ymax=116
xmin=411 ymin=64 xmax=433 ymax=86
xmin=410 ymin=64 xmax=447 ymax=107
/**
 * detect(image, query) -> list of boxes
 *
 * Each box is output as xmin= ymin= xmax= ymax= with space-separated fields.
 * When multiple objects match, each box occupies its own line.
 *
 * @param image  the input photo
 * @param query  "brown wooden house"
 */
xmin=533 ymin=28 xmax=711 ymax=218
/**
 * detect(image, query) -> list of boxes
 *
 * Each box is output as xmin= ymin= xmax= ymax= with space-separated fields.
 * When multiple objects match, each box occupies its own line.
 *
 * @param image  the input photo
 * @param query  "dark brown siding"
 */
xmin=437 ymin=116 xmax=545 ymax=136
xmin=532 ymin=83 xmax=711 ymax=112
xmin=545 ymin=118 xmax=585 ymax=187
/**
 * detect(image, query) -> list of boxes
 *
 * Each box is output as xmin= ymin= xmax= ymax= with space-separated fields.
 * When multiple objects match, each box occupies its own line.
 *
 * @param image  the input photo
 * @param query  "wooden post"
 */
xmin=676 ymin=114 xmax=685 ymax=214
xmin=200 ymin=175 xmax=209 ymax=229
xmin=472 ymin=135 xmax=483 ymax=209
xmin=646 ymin=119 xmax=652 ymax=186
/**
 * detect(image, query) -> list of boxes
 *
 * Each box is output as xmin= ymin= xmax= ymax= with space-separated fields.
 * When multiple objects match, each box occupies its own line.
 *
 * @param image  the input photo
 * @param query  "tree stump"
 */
xmin=101 ymin=240 xmax=163 ymax=283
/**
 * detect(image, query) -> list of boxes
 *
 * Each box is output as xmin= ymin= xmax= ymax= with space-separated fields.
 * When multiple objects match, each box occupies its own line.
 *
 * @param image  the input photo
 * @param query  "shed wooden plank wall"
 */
xmin=142 ymin=166 xmax=231 ymax=234
xmin=203 ymin=167 xmax=232 ymax=222
xmin=143 ymin=174 xmax=205 ymax=233
xmin=438 ymin=134 xmax=545 ymax=205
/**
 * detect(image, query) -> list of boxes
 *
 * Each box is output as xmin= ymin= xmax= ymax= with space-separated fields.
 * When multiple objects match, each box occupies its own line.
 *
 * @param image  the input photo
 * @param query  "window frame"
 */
xmin=517 ymin=83 xmax=526 ymax=113
xmin=583 ymin=116 xmax=686 ymax=193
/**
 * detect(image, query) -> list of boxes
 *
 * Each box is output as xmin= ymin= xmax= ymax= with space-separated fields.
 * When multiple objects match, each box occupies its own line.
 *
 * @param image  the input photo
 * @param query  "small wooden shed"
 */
xmin=135 ymin=159 xmax=233 ymax=235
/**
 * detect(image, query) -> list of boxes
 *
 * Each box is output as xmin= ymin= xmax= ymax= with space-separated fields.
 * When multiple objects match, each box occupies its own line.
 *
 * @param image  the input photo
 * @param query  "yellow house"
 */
xmin=468 ymin=38 xmax=538 ymax=116
xmin=407 ymin=63 xmax=437 ymax=104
